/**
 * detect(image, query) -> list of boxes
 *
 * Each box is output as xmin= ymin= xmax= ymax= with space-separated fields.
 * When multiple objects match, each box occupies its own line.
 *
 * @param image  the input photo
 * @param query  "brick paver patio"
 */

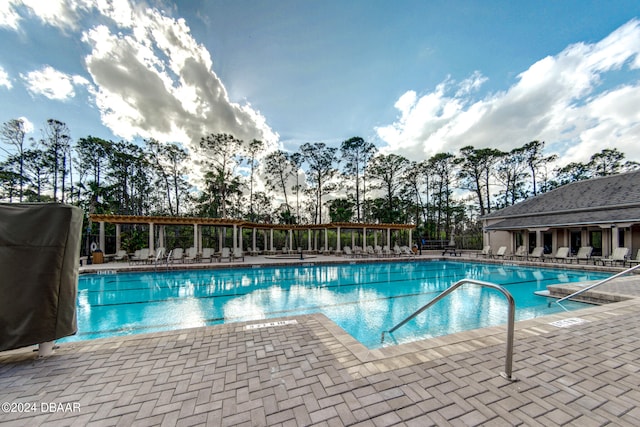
xmin=2 ymin=259 xmax=640 ymax=426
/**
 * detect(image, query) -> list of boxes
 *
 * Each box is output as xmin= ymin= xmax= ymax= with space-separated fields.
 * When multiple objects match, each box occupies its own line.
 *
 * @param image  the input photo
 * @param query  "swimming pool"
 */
xmin=68 ymin=261 xmax=608 ymax=349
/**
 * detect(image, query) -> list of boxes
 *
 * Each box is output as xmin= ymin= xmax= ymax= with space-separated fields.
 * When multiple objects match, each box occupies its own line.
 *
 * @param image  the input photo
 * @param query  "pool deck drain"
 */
xmin=2 ymin=256 xmax=640 ymax=425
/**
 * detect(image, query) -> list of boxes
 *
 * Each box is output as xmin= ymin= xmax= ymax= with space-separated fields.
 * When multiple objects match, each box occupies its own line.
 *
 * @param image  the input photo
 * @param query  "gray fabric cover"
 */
xmin=0 ymin=203 xmax=83 ymax=351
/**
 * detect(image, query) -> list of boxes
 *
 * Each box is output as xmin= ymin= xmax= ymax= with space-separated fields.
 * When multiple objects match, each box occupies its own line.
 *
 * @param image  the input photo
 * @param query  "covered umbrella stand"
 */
xmin=0 ymin=203 xmax=83 ymax=357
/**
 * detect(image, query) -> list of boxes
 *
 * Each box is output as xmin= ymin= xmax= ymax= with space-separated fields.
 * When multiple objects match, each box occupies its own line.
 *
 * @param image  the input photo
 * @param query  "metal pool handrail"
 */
xmin=550 ymin=263 xmax=640 ymax=309
xmin=381 ymin=279 xmax=517 ymax=381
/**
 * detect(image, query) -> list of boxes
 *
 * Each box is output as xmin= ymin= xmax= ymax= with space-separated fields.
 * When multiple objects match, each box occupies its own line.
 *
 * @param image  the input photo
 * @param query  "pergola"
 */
xmin=89 ymin=214 xmax=416 ymax=254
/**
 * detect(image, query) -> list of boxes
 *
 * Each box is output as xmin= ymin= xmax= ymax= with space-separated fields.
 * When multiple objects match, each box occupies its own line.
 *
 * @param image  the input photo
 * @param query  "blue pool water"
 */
xmin=67 ymin=261 xmax=608 ymax=349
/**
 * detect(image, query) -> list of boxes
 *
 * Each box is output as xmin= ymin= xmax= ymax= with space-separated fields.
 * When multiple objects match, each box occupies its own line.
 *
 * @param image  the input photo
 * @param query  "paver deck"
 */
xmin=2 ymin=256 xmax=640 ymax=426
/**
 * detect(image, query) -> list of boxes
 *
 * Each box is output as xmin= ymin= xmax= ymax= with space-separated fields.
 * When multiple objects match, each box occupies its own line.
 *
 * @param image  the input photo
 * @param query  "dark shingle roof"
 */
xmin=482 ymin=171 xmax=640 ymax=230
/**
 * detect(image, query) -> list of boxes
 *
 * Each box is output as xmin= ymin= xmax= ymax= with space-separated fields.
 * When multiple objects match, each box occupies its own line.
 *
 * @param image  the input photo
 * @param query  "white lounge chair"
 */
xmin=547 ymin=247 xmax=570 ymax=263
xmin=475 ymin=246 xmax=492 ymax=258
xmin=343 ymin=246 xmax=356 ymax=258
xmin=528 ymin=247 xmax=544 ymax=261
xmin=184 ymin=247 xmax=199 ymax=263
xmin=567 ymin=246 xmax=593 ymax=264
xmin=112 ymin=249 xmax=128 ymax=262
xmin=626 ymin=249 xmax=640 ymax=267
xmin=154 ymin=247 xmax=167 ymax=264
xmin=200 ymin=247 xmax=214 ymax=263
xmin=129 ymin=248 xmax=151 ymax=265
xmin=232 ymin=248 xmax=245 ymax=261
xmin=600 ymin=247 xmax=629 ymax=266
xmin=512 ymin=246 xmax=527 ymax=260
xmin=219 ymin=247 xmax=231 ymax=262
xmin=493 ymin=246 xmax=508 ymax=259
xmin=170 ymin=248 xmax=184 ymax=263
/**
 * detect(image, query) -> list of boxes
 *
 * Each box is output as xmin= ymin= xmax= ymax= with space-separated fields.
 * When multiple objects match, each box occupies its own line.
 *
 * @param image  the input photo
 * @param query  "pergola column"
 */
xmin=148 ymin=222 xmax=154 ymax=253
xmin=252 ymin=228 xmax=257 ymax=252
xmin=268 ymin=229 xmax=273 ymax=251
xmin=336 ymin=227 xmax=341 ymax=252
xmin=115 ymin=224 xmax=121 ymax=251
xmin=308 ymin=229 xmax=312 ymax=251
xmin=387 ymin=228 xmax=391 ymax=248
xmin=232 ymin=225 xmax=238 ymax=251
xmin=409 ymin=228 xmax=412 ymax=247
xmin=99 ymin=221 xmax=105 ymax=252
xmin=158 ymin=225 xmax=165 ymax=250
xmin=351 ymin=230 xmax=355 ymax=248
xmin=374 ymin=230 xmax=378 ymax=248
xmin=363 ymin=227 xmax=367 ymax=248
xmin=611 ymin=225 xmax=619 ymax=255
xmin=193 ymin=223 xmax=198 ymax=251
xmin=289 ymin=229 xmax=293 ymax=250
xmin=324 ymin=229 xmax=328 ymax=251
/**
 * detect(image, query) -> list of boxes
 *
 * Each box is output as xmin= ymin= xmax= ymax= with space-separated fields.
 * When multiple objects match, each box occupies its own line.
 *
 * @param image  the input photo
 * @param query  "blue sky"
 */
xmin=2 ymin=0 xmax=640 ymax=165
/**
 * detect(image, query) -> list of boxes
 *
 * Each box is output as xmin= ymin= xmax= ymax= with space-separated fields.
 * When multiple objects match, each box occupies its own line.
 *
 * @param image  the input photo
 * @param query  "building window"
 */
xmin=590 ymin=230 xmax=602 ymax=256
xmin=543 ymin=232 xmax=553 ymax=254
xmin=570 ymin=231 xmax=581 ymax=255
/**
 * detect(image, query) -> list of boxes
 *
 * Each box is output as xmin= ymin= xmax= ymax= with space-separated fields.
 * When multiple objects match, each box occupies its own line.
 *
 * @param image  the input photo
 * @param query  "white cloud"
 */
xmin=7 ymin=0 xmax=92 ymax=31
xmin=3 ymin=0 xmax=279 ymax=155
xmin=376 ymin=19 xmax=640 ymax=165
xmin=0 ymin=66 xmax=11 ymax=89
xmin=18 ymin=116 xmax=34 ymax=133
xmin=0 ymin=1 xmax=21 ymax=30
xmin=81 ymin=3 xmax=279 ymax=153
xmin=21 ymin=66 xmax=86 ymax=100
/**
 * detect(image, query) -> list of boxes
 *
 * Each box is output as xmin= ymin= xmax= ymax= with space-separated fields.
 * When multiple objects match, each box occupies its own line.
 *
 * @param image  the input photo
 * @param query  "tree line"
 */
xmin=2 ymin=118 xmax=639 ymax=246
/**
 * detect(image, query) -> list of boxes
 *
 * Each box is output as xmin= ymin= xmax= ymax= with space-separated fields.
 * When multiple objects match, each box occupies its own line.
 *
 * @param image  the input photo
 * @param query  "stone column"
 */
xmin=99 ymin=221 xmax=105 ymax=252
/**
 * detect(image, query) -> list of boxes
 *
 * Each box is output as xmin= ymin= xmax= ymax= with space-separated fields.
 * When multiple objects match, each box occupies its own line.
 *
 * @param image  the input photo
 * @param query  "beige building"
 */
xmin=481 ymin=170 xmax=640 ymax=257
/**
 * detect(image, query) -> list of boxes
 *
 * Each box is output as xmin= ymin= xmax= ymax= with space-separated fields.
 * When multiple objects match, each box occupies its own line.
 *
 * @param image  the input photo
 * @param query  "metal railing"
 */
xmin=381 ymin=279 xmax=517 ymax=381
xmin=550 ymin=263 xmax=640 ymax=310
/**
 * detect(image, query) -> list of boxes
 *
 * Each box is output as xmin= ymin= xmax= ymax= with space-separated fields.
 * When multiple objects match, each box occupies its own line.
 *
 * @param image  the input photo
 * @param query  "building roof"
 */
xmin=483 ymin=170 xmax=640 ymax=230
xmin=89 ymin=214 xmax=416 ymax=230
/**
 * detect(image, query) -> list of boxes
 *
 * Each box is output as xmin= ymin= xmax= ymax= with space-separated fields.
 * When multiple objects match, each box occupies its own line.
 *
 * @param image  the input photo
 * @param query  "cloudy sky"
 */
xmin=1 ymin=0 xmax=640 ymax=165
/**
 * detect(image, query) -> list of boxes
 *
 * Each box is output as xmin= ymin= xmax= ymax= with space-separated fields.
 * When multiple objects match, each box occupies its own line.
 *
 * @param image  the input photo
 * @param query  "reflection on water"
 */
xmin=69 ymin=261 xmax=608 ymax=348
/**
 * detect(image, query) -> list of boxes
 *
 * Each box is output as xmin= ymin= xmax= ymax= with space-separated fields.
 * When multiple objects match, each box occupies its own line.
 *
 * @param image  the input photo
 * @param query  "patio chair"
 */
xmin=129 ymin=248 xmax=151 ymax=265
xmin=232 ymin=247 xmax=245 ymax=261
xmin=153 ymin=247 xmax=168 ymax=266
xmin=493 ymin=246 xmax=508 ymax=259
xmin=528 ymin=247 xmax=544 ymax=261
xmin=366 ymin=246 xmax=376 ymax=256
xmin=200 ymin=247 xmax=214 ymax=263
xmin=475 ymin=246 xmax=492 ymax=258
xmin=547 ymin=247 xmax=570 ymax=263
xmin=112 ymin=249 xmax=128 ymax=262
xmin=184 ymin=247 xmax=199 ymax=263
xmin=343 ymin=246 xmax=356 ymax=258
xmin=169 ymin=248 xmax=184 ymax=263
xmin=626 ymin=249 xmax=640 ymax=267
xmin=128 ymin=249 xmax=142 ymax=265
xmin=382 ymin=245 xmax=392 ymax=257
xmin=218 ymin=247 xmax=231 ymax=262
xmin=512 ymin=246 xmax=527 ymax=260
xmin=600 ymin=247 xmax=629 ymax=266
xmin=567 ymin=246 xmax=593 ymax=264
xmin=400 ymin=246 xmax=414 ymax=256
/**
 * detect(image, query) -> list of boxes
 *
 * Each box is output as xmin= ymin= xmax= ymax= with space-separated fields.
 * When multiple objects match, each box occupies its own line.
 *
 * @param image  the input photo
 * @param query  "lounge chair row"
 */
xmin=478 ymin=245 xmax=640 ymax=266
xmin=125 ymin=247 xmax=245 ymax=265
xmin=342 ymin=245 xmax=417 ymax=258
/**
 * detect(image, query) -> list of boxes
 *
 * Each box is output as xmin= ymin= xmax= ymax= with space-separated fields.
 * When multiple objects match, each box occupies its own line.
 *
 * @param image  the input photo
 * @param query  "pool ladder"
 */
xmin=381 ymin=279 xmax=517 ymax=382
xmin=550 ymin=263 xmax=640 ymax=310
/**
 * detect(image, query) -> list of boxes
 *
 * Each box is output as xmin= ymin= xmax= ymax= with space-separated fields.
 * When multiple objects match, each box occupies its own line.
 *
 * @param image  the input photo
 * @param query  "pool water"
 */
xmin=68 ymin=261 xmax=608 ymax=349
